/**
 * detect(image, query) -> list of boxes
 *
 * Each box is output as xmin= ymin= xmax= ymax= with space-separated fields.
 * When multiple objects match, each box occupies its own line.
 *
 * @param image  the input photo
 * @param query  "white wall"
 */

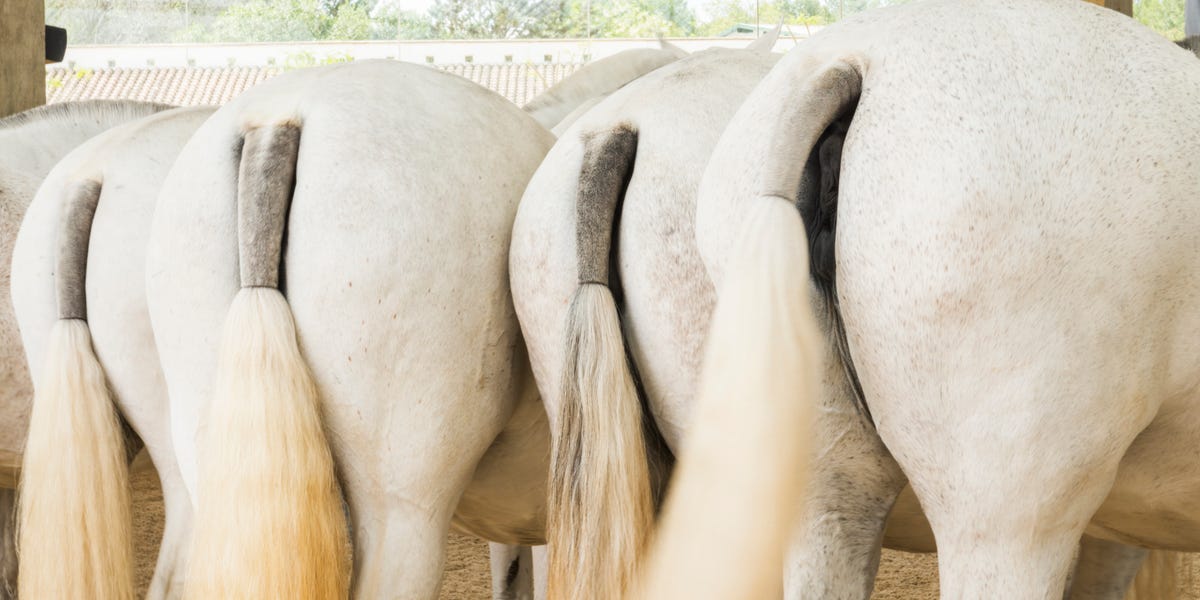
xmin=56 ymin=32 xmax=819 ymax=69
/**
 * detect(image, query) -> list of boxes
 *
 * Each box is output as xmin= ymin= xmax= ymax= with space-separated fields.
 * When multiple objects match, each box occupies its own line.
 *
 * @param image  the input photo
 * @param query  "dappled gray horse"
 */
xmin=696 ymin=1 xmax=1200 ymax=597
xmin=515 ymin=9 xmax=1189 ymax=598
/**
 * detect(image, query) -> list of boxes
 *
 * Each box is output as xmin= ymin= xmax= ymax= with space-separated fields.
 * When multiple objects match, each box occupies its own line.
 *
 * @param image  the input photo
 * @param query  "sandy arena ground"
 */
xmin=130 ymin=466 xmax=1196 ymax=599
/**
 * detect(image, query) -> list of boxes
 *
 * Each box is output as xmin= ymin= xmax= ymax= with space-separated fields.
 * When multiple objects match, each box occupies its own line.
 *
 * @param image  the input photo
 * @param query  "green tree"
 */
xmin=589 ymin=0 xmax=696 ymax=36
xmin=695 ymin=0 xmax=912 ymax=35
xmin=1135 ymin=0 xmax=1186 ymax=39
xmin=208 ymin=0 xmax=331 ymax=41
xmin=425 ymin=0 xmax=695 ymax=39
xmin=428 ymin=0 xmax=570 ymax=38
xmin=46 ymin=0 xmax=187 ymax=43
xmin=328 ymin=3 xmax=371 ymax=38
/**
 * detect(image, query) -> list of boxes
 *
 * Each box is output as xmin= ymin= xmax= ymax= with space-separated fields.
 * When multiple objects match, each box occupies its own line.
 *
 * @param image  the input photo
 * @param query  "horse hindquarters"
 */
xmin=183 ymin=124 xmax=349 ymax=600
xmin=513 ymin=125 xmax=661 ymax=600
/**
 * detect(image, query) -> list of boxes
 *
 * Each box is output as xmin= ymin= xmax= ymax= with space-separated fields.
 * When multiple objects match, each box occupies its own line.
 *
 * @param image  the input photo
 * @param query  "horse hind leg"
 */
xmin=348 ymin=499 xmax=453 ymax=599
xmin=144 ymin=463 xmax=193 ymax=600
xmin=488 ymin=543 xmax=534 ymax=600
xmin=783 ymin=367 xmax=906 ymax=599
xmin=1066 ymin=536 xmax=1147 ymax=600
xmin=915 ymin=415 xmax=1136 ymax=598
xmin=0 ymin=487 xmax=14 ymax=600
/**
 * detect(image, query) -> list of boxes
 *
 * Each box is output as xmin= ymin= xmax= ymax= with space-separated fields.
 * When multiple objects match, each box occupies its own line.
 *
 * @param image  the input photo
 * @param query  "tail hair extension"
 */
xmin=18 ymin=179 xmax=136 ymax=600
xmin=546 ymin=124 xmax=659 ymax=600
xmin=183 ymin=123 xmax=350 ymax=600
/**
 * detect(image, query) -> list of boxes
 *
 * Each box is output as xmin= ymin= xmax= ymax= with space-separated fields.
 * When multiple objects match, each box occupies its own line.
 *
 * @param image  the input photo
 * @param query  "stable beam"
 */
xmin=0 ymin=0 xmax=46 ymax=118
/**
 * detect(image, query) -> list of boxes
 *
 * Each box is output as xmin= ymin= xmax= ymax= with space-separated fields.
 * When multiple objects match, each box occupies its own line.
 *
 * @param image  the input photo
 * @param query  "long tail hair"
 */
xmin=1127 ymin=550 xmax=1183 ymax=600
xmin=547 ymin=124 xmax=662 ymax=600
xmin=638 ymin=56 xmax=865 ymax=600
xmin=183 ymin=123 xmax=350 ymax=599
xmin=636 ymin=198 xmax=824 ymax=599
xmin=17 ymin=179 xmax=136 ymax=600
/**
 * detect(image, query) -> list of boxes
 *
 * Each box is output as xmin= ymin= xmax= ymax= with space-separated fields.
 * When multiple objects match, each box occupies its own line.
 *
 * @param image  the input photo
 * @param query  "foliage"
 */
xmin=282 ymin=50 xmax=355 ymax=70
xmin=207 ymin=0 xmax=331 ymax=41
xmin=427 ymin=0 xmax=565 ymax=38
xmin=46 ymin=0 xmax=184 ymax=43
xmin=41 ymin=0 xmax=1189 ymax=43
xmin=588 ymin=0 xmax=696 ymax=37
xmin=1135 ymin=0 xmax=1187 ymax=40
xmin=420 ymin=0 xmax=695 ymax=39
xmin=693 ymin=0 xmax=916 ymax=36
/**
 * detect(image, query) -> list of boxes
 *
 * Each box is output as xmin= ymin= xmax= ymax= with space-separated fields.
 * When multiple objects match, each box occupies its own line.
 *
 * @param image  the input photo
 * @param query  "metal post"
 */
xmin=1188 ymin=0 xmax=1199 ymax=36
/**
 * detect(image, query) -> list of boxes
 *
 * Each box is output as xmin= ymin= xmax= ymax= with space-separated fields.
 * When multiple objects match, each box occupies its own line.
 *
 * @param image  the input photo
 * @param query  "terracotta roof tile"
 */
xmin=45 ymin=62 xmax=583 ymax=107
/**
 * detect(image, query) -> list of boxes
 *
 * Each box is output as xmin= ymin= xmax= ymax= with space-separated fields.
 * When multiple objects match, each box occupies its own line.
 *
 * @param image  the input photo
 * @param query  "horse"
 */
xmin=144 ymin=59 xmax=554 ymax=598
xmin=488 ymin=32 xmax=788 ymax=600
xmin=509 ymin=37 xmax=786 ymax=599
xmin=0 ymin=99 xmax=172 ymax=598
xmin=511 ymin=7 xmax=1188 ymax=598
xmin=11 ymin=106 xmax=216 ymax=600
xmin=694 ymin=0 xmax=1200 ymax=597
xmin=522 ymin=43 xmax=688 ymax=132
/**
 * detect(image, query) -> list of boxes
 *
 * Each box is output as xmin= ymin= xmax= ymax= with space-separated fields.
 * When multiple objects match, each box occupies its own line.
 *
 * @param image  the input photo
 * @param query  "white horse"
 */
xmin=695 ymin=0 xmax=1200 ymax=597
xmin=522 ymin=43 xmax=688 ymax=132
xmin=11 ymin=106 xmax=216 ymax=600
xmin=144 ymin=59 xmax=554 ymax=598
xmin=509 ymin=36 xmax=783 ymax=598
xmin=0 ymin=99 xmax=171 ymax=598
xmin=492 ymin=33 xmax=789 ymax=600
xmin=511 ymin=9 xmax=1182 ymax=598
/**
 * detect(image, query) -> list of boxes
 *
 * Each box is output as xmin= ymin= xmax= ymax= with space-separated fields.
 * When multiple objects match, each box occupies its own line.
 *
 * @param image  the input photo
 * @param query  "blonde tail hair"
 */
xmin=639 ymin=56 xmax=862 ymax=599
xmin=636 ymin=198 xmax=822 ymax=600
xmin=547 ymin=124 xmax=656 ymax=599
xmin=18 ymin=320 xmax=134 ymax=600
xmin=18 ymin=178 xmax=134 ymax=600
xmin=1127 ymin=550 xmax=1182 ymax=600
xmin=184 ymin=124 xmax=349 ymax=599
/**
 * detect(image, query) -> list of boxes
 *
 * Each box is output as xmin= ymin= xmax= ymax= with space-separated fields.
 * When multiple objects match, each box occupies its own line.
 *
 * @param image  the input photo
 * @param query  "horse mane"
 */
xmin=0 ymin=100 xmax=174 ymax=131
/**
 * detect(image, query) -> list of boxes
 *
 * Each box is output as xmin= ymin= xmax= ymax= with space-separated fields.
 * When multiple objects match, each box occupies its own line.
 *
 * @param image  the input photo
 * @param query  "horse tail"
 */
xmin=547 ymin=124 xmax=657 ymax=600
xmin=635 ymin=200 xmax=824 ymax=599
xmin=184 ymin=123 xmax=349 ymax=599
xmin=1127 ymin=550 xmax=1182 ymax=600
xmin=17 ymin=179 xmax=136 ymax=600
xmin=637 ymin=59 xmax=863 ymax=598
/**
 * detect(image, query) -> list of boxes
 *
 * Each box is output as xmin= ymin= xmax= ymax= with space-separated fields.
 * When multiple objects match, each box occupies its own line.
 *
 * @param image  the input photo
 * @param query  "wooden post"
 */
xmin=1107 ymin=0 xmax=1133 ymax=17
xmin=0 ymin=0 xmax=46 ymax=118
xmin=1084 ymin=0 xmax=1133 ymax=17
